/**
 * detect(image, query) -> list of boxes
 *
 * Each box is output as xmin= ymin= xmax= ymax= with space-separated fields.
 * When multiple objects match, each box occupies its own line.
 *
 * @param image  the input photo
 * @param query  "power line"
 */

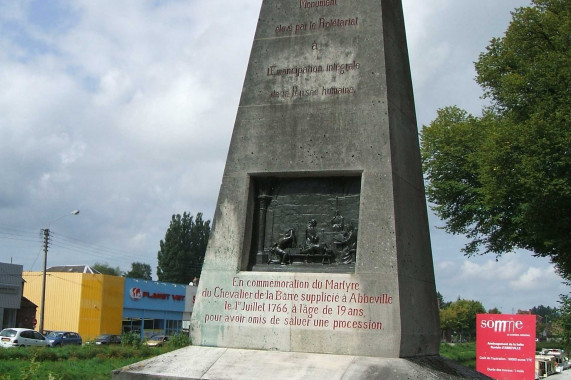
xmin=0 ymin=225 xmax=42 ymax=244
xmin=52 ymin=232 xmax=144 ymax=260
xmin=0 ymin=234 xmax=41 ymax=244
xmin=48 ymin=234 xmax=145 ymax=264
xmin=0 ymin=225 xmax=154 ymax=267
xmin=48 ymin=241 xmax=140 ymax=265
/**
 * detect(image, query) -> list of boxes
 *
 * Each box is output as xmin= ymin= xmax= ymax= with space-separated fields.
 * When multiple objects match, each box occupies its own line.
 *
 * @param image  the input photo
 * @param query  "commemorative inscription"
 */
xmin=299 ymin=0 xmax=338 ymax=9
xmin=201 ymin=277 xmax=392 ymax=332
xmin=275 ymin=16 xmax=358 ymax=35
xmin=260 ymin=0 xmax=361 ymax=101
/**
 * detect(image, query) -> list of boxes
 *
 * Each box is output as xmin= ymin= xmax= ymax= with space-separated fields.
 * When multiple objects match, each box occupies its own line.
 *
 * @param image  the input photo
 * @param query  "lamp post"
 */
xmin=38 ymin=210 xmax=80 ymax=334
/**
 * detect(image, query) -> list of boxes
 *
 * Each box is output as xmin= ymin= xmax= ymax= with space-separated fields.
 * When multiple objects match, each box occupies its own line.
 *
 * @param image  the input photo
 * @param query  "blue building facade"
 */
xmin=122 ymin=278 xmax=187 ymax=339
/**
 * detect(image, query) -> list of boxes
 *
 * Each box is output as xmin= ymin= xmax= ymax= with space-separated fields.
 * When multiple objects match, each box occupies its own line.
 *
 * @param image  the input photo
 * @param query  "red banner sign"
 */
xmin=476 ymin=314 xmax=536 ymax=380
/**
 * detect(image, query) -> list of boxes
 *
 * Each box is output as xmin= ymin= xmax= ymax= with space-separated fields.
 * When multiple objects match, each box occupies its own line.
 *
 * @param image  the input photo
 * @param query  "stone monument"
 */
xmin=189 ymin=0 xmax=439 ymax=358
xmin=113 ymin=0 xmax=492 ymax=378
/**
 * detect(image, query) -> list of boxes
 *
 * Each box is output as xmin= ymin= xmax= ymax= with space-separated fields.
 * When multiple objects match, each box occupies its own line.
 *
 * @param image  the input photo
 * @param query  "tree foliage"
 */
xmin=531 ymin=305 xmax=560 ymax=321
xmin=437 ymin=291 xmax=449 ymax=309
xmin=531 ymin=304 xmax=560 ymax=339
xmin=124 ymin=262 xmax=152 ymax=280
xmin=558 ymin=291 xmax=571 ymax=349
xmin=157 ymin=212 xmax=210 ymax=284
xmin=440 ymin=298 xmax=486 ymax=342
xmin=421 ymin=0 xmax=570 ymax=280
xmin=93 ymin=262 xmax=123 ymax=276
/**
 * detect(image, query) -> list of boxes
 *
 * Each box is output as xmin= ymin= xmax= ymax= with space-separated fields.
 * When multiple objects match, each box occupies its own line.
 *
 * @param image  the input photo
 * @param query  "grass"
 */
xmin=0 ymin=331 xmax=191 ymax=379
xmin=3 ymin=343 xmax=477 ymax=379
xmin=438 ymin=340 xmax=570 ymax=370
xmin=0 ymin=344 xmax=172 ymax=380
xmin=2 ymin=340 xmax=566 ymax=378
xmin=0 ymin=357 xmax=146 ymax=380
xmin=439 ymin=342 xmax=477 ymax=368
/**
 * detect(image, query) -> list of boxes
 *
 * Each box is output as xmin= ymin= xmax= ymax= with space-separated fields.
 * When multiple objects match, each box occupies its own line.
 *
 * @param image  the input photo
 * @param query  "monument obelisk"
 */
xmin=190 ymin=0 xmax=439 ymax=358
xmin=113 ymin=1 xmax=497 ymax=378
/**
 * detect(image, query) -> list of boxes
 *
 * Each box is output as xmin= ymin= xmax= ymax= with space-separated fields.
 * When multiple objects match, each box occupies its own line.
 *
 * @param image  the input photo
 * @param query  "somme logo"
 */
xmin=480 ymin=319 xmax=524 ymax=333
xmin=129 ymin=287 xmax=143 ymax=301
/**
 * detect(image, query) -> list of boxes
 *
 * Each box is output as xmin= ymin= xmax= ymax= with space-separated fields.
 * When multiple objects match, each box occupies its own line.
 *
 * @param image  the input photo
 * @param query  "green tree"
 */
xmin=557 ymin=291 xmax=571 ymax=350
xmin=440 ymin=306 xmax=459 ymax=342
xmin=421 ymin=0 xmax=571 ymax=280
xmin=124 ymin=262 xmax=152 ymax=280
xmin=157 ymin=212 xmax=210 ymax=284
xmin=529 ymin=304 xmax=562 ymax=340
xmin=93 ymin=262 xmax=123 ymax=276
xmin=531 ymin=305 xmax=560 ymax=320
xmin=440 ymin=298 xmax=486 ymax=342
xmin=437 ymin=291 xmax=451 ymax=309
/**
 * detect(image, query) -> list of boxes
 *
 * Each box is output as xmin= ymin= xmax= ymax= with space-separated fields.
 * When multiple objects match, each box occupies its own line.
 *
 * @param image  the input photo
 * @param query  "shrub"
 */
xmin=167 ymin=332 xmax=191 ymax=349
xmin=121 ymin=332 xmax=141 ymax=348
xmin=34 ymin=348 xmax=58 ymax=362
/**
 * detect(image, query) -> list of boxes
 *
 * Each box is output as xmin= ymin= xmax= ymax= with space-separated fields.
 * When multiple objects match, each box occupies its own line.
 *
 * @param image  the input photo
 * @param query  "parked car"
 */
xmin=145 ymin=335 xmax=169 ymax=347
xmin=0 ymin=328 xmax=49 ymax=348
xmin=45 ymin=331 xmax=82 ymax=347
xmin=94 ymin=334 xmax=122 ymax=345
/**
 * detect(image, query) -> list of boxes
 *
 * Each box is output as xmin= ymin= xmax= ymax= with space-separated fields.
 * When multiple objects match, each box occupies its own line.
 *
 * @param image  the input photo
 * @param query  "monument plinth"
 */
xmin=190 ymin=0 xmax=439 ymax=358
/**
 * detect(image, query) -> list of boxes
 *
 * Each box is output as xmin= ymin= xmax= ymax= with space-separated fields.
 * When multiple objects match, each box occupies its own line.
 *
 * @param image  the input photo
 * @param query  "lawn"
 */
xmin=439 ymin=342 xmax=477 ymax=368
xmin=2 ymin=341 xmax=566 ymax=379
xmin=2 ymin=343 xmax=476 ymax=379
xmin=0 ymin=344 xmax=170 ymax=380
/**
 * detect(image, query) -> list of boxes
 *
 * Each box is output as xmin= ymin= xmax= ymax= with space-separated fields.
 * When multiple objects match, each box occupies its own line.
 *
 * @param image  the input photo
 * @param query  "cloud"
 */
xmin=460 ymin=256 xmax=526 ymax=281
xmin=0 ymin=0 xmax=261 ymax=271
xmin=435 ymin=252 xmax=566 ymax=311
xmin=510 ymin=265 xmax=560 ymax=291
xmin=1 ymin=0 xmax=565 ymax=313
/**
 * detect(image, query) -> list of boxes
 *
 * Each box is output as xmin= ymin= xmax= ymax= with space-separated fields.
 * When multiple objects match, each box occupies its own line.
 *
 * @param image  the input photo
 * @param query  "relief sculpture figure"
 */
xmin=301 ymin=219 xmax=325 ymax=255
xmin=330 ymin=210 xmax=345 ymax=232
xmin=252 ymin=177 xmax=360 ymax=269
xmin=301 ymin=219 xmax=333 ymax=262
xmin=335 ymin=223 xmax=357 ymax=264
xmin=304 ymin=219 xmax=320 ymax=250
xmin=268 ymin=228 xmax=296 ymax=264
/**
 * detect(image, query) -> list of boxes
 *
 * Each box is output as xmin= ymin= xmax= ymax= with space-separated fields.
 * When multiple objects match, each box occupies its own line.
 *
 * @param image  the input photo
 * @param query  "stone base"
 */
xmin=112 ymin=346 xmax=491 ymax=380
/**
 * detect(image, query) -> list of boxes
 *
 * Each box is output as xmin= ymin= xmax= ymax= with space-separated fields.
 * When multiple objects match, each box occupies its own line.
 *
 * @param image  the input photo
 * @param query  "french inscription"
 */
xmin=319 ymin=17 xmax=358 ymax=29
xmin=268 ymin=5 xmax=360 ymax=100
xmin=275 ymin=85 xmax=355 ymax=98
xmin=300 ymin=0 xmax=338 ymax=9
xmin=267 ymin=61 xmax=360 ymax=77
xmin=275 ymin=17 xmax=358 ymax=36
xmin=268 ymin=61 xmax=359 ymax=99
xmin=201 ymin=277 xmax=392 ymax=331
xmin=267 ymin=64 xmax=324 ymax=77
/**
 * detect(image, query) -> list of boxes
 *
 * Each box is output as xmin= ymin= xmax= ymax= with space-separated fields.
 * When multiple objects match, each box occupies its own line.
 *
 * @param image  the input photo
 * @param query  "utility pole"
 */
xmin=37 ymin=209 xmax=79 ymax=334
xmin=39 ymin=228 xmax=50 ymax=334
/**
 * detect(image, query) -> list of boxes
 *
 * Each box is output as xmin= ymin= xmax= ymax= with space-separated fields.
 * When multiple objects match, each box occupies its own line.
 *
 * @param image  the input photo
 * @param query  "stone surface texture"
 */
xmin=188 ymin=0 xmax=439 ymax=359
xmin=112 ymin=346 xmax=492 ymax=380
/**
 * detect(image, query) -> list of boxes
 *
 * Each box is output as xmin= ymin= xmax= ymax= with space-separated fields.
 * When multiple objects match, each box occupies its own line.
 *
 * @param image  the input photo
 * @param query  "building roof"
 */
xmin=20 ymin=296 xmax=37 ymax=309
xmin=46 ymin=265 xmax=101 ymax=274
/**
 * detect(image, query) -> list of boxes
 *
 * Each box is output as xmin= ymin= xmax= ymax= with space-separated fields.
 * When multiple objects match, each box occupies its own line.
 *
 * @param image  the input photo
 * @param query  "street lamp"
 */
xmin=38 ymin=210 xmax=80 ymax=333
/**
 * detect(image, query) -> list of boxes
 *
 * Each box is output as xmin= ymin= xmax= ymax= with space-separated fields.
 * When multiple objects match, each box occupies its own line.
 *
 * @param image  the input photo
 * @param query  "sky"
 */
xmin=0 ymin=0 xmax=567 ymax=314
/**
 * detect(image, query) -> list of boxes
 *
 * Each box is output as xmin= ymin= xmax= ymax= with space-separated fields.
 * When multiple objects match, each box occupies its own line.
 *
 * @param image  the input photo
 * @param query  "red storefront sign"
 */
xmin=129 ymin=287 xmax=185 ymax=301
xmin=476 ymin=314 xmax=536 ymax=380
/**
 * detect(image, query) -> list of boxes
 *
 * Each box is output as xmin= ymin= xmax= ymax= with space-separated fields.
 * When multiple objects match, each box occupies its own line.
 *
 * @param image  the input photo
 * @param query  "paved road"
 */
xmin=551 ymin=370 xmax=571 ymax=379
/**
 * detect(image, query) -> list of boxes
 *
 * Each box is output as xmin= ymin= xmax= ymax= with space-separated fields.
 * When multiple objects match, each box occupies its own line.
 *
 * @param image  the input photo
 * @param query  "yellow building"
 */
xmin=23 ymin=265 xmax=124 ymax=340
